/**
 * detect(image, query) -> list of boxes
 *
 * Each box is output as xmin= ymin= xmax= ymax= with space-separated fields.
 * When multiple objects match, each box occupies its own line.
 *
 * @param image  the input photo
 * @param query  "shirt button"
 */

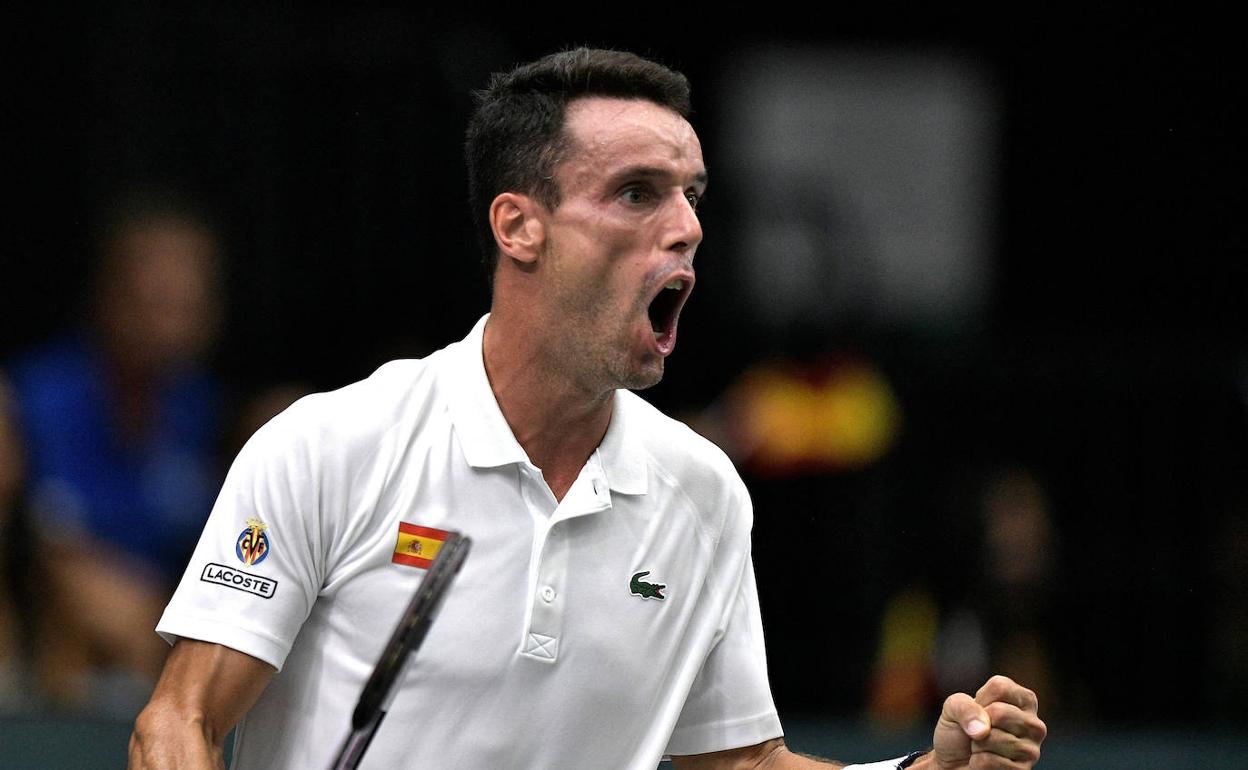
xmin=540 ymin=586 xmax=556 ymax=603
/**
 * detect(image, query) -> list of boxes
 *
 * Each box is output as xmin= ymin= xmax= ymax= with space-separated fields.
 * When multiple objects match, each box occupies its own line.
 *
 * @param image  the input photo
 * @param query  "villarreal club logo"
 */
xmin=236 ymin=517 xmax=270 ymax=566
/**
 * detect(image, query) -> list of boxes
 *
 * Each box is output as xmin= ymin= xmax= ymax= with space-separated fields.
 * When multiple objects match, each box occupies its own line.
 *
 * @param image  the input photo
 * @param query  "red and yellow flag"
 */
xmin=392 ymin=522 xmax=450 ymax=569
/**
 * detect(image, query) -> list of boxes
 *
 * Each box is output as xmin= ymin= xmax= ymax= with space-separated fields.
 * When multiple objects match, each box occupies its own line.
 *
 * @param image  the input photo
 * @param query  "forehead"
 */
xmin=105 ymin=219 xmax=219 ymax=288
xmin=560 ymin=96 xmax=704 ymax=181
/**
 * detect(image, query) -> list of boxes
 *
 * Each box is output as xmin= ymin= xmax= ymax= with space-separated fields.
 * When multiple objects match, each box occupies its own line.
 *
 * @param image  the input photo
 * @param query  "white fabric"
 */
xmin=157 ymin=315 xmax=781 ymax=769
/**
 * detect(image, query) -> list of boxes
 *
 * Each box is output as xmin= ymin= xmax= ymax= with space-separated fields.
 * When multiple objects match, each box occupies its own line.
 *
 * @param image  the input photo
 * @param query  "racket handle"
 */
xmin=329 ymin=709 xmax=384 ymax=770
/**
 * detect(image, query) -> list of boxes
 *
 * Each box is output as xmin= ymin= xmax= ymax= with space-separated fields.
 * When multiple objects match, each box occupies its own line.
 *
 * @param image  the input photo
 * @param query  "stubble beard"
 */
xmin=556 ymin=292 xmax=665 ymax=395
xmin=546 ymin=263 xmax=664 ymax=394
xmin=593 ymin=291 xmax=667 ymax=392
xmin=610 ymin=349 xmax=664 ymax=392
xmin=561 ymin=321 xmax=664 ymax=396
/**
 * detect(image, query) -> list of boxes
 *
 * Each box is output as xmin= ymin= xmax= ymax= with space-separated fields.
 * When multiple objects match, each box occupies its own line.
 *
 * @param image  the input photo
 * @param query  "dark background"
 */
xmin=4 ymin=6 xmax=1246 ymax=730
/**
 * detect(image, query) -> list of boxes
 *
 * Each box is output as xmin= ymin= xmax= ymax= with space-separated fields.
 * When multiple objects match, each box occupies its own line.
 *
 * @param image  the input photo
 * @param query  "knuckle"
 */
xmin=944 ymin=691 xmax=971 ymax=710
xmin=1033 ymin=716 xmax=1048 ymax=742
xmin=968 ymin=753 xmax=1008 ymax=770
xmin=1020 ymin=741 xmax=1041 ymax=764
xmin=1020 ymin=684 xmax=1038 ymax=706
xmin=976 ymin=675 xmax=1009 ymax=700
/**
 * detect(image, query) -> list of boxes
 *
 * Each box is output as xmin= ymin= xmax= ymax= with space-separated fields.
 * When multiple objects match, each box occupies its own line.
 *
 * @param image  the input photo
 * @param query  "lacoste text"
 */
xmin=201 ymin=562 xmax=278 ymax=599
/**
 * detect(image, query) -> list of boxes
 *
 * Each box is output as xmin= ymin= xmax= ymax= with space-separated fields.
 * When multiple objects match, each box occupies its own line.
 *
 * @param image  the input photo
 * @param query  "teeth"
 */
xmin=664 ymin=279 xmax=684 ymax=291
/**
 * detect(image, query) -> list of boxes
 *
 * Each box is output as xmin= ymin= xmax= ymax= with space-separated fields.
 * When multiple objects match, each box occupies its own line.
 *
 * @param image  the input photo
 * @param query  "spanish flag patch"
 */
xmin=392 ymin=522 xmax=450 ymax=569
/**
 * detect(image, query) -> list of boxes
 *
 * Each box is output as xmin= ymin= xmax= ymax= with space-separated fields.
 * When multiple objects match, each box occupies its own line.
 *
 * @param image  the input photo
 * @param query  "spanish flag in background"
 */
xmin=392 ymin=522 xmax=450 ymax=569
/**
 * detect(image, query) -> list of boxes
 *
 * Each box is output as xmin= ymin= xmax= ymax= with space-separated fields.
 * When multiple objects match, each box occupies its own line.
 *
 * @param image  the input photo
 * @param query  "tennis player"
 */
xmin=128 ymin=48 xmax=1045 ymax=770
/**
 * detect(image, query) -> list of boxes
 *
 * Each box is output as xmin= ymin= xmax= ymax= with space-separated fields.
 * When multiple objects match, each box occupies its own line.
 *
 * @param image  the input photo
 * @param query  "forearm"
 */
xmin=768 ymin=745 xmax=929 ymax=770
xmin=674 ymin=738 xmax=845 ymax=770
xmin=127 ymin=639 xmax=275 ymax=770
xmin=763 ymin=746 xmax=846 ymax=769
xmin=128 ymin=701 xmax=227 ymax=770
xmin=673 ymin=737 xmax=928 ymax=770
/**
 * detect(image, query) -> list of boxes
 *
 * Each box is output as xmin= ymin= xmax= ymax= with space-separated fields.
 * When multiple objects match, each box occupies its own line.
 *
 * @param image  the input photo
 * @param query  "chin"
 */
xmin=616 ymin=360 xmax=665 ymax=392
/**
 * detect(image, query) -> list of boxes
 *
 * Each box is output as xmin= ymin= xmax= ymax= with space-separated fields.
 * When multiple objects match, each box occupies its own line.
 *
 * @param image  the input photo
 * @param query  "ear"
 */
xmin=489 ymin=192 xmax=545 ymax=265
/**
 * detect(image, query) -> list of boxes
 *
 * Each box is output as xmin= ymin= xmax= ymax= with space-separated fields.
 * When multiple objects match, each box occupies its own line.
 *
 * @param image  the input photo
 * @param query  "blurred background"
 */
xmin=2 ymin=5 xmax=1245 ymax=768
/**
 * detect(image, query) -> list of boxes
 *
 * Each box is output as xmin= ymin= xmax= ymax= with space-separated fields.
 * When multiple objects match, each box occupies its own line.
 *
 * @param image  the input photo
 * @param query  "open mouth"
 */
xmin=646 ymin=277 xmax=693 ymax=348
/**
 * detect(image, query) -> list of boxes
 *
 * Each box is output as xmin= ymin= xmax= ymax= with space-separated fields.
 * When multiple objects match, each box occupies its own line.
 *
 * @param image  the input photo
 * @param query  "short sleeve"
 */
xmin=155 ymin=404 xmax=326 ymax=671
xmin=664 ymin=522 xmax=783 ymax=755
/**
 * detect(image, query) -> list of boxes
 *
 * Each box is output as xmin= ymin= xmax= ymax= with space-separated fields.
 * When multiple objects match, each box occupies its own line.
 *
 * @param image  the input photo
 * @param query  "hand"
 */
xmin=930 ymin=675 xmax=1046 ymax=769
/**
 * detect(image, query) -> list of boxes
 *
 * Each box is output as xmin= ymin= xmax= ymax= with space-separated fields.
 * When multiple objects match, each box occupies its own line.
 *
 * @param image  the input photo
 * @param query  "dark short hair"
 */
xmin=465 ymin=47 xmax=692 ymax=281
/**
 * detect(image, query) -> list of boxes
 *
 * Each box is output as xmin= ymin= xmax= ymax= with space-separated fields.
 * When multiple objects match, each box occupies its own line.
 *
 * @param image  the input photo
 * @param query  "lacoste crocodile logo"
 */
xmin=630 ymin=571 xmax=666 ymax=600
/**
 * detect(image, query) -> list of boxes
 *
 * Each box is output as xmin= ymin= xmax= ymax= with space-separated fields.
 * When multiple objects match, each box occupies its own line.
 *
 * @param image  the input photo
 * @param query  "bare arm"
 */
xmin=672 ymin=675 xmax=1045 ymax=770
xmin=672 ymin=738 xmax=847 ymax=770
xmin=128 ymin=638 xmax=275 ymax=770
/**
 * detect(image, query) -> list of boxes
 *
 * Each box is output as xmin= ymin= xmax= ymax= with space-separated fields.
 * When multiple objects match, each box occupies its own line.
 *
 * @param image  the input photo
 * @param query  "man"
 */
xmin=129 ymin=49 xmax=1045 ymax=769
xmin=13 ymin=186 xmax=224 ymax=710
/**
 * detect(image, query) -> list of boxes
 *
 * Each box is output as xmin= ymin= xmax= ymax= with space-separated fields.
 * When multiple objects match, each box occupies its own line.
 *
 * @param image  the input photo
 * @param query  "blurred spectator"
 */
xmin=865 ymin=584 xmax=942 ymax=725
xmin=969 ymin=467 xmax=1059 ymax=709
xmin=0 ymin=374 xmax=52 ymax=713
xmin=867 ymin=466 xmax=1060 ymax=725
xmin=7 ymin=185 xmax=225 ymax=713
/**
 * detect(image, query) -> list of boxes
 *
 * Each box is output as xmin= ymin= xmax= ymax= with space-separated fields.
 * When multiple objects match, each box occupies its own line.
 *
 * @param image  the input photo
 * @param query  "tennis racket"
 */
xmin=328 ymin=531 xmax=472 ymax=770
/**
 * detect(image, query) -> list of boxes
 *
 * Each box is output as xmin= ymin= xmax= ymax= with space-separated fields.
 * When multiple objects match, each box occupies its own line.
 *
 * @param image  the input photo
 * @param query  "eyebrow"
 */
xmin=607 ymin=164 xmax=709 ymax=190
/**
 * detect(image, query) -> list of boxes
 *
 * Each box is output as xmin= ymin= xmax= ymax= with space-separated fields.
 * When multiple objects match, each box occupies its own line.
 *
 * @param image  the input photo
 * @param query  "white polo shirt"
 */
xmin=157 ymin=316 xmax=782 ymax=769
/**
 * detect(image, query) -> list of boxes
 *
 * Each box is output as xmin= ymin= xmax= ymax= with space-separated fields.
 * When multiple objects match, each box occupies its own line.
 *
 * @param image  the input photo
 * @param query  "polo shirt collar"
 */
xmin=443 ymin=315 xmax=529 ymax=469
xmin=599 ymin=392 xmax=648 ymax=496
xmin=442 ymin=315 xmax=648 ymax=496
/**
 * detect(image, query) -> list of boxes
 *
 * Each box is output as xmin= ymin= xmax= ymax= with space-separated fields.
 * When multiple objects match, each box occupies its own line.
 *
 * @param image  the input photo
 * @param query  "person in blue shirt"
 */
xmin=9 ymin=186 xmax=225 ymax=710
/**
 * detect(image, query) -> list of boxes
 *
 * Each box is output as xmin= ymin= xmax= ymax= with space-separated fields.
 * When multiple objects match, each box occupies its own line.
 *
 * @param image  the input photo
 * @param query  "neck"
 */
xmin=103 ymin=354 xmax=159 ymax=445
xmin=482 ymin=312 xmax=612 ymax=501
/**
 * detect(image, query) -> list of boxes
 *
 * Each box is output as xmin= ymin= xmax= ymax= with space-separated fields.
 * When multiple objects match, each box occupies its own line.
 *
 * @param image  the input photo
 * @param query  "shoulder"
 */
xmin=7 ymin=337 xmax=102 ymax=442
xmin=8 ymin=336 xmax=94 ymax=397
xmin=616 ymin=390 xmax=751 ymax=537
xmin=244 ymin=352 xmax=448 ymax=465
xmin=619 ymin=391 xmax=738 ymax=479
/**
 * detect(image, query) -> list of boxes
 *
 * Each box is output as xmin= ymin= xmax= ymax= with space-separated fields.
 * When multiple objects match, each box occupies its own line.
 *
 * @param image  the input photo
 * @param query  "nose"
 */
xmin=665 ymin=193 xmax=703 ymax=255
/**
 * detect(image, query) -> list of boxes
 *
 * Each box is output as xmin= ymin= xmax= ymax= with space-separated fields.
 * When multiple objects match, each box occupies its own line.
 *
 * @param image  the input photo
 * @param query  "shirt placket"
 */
xmin=517 ymin=459 xmax=611 ymax=663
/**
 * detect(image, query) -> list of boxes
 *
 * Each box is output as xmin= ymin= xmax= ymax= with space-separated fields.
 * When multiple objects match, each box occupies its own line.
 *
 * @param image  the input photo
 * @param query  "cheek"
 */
xmin=547 ymin=209 xmax=651 ymax=313
xmin=593 ymin=221 xmax=651 ymax=278
xmin=568 ymin=243 xmax=638 ymax=292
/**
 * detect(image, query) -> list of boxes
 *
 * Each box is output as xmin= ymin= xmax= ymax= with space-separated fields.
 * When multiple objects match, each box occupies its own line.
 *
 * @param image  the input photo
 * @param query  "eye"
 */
xmin=620 ymin=185 xmax=651 ymax=205
xmin=685 ymin=191 xmax=702 ymax=210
